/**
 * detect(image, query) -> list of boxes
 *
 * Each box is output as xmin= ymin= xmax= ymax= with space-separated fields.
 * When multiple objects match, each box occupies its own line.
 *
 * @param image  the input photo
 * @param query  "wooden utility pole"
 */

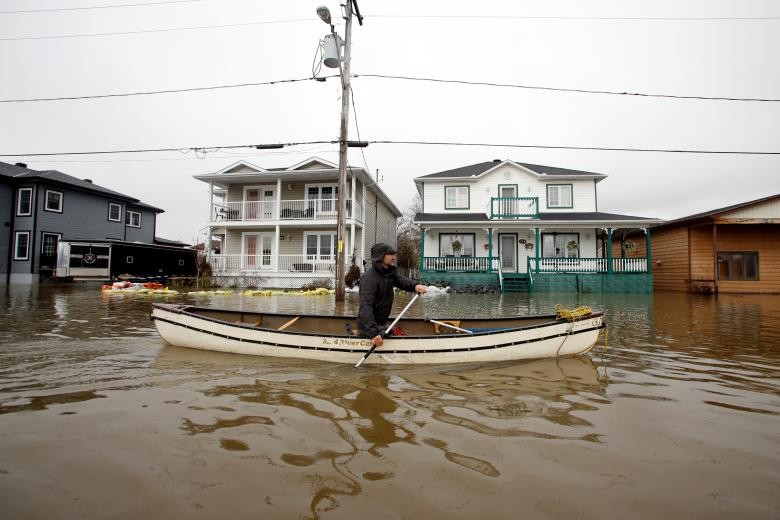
xmin=334 ymin=1 xmax=354 ymax=301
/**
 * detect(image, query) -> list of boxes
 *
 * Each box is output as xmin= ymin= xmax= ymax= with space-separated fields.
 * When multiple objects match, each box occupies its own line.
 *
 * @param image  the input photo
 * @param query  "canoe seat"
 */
xmin=434 ymin=320 xmax=461 ymax=334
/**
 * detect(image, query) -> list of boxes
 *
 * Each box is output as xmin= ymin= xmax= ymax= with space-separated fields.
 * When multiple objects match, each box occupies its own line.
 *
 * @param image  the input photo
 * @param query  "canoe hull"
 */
xmin=151 ymin=304 xmax=605 ymax=365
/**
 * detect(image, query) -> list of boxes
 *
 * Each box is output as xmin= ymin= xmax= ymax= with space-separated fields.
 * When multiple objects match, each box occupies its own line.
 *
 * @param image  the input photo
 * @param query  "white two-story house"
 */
xmin=414 ymin=159 xmax=663 ymax=292
xmin=196 ymin=157 xmax=401 ymax=288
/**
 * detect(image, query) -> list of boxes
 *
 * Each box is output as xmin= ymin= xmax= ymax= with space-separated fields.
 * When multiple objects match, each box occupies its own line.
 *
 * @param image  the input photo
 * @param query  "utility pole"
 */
xmin=316 ymin=1 xmax=362 ymax=301
xmin=334 ymin=0 xmax=353 ymax=301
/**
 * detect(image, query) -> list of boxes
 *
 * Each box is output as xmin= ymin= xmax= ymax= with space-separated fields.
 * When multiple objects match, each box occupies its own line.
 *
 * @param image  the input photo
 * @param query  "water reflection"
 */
xmin=1 ymin=286 xmax=779 ymax=519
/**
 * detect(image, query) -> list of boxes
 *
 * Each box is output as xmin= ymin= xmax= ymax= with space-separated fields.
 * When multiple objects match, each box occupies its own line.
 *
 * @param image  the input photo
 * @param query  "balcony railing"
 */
xmin=528 ymin=257 xmax=648 ymax=273
xmin=209 ymin=254 xmax=361 ymax=274
xmin=490 ymin=197 xmax=539 ymax=219
xmin=422 ymin=256 xmax=500 ymax=273
xmin=212 ymin=199 xmax=362 ymax=223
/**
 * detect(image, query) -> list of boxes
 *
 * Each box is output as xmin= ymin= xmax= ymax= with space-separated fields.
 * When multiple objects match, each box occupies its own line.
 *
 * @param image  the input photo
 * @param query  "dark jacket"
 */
xmin=358 ymin=258 xmax=418 ymax=339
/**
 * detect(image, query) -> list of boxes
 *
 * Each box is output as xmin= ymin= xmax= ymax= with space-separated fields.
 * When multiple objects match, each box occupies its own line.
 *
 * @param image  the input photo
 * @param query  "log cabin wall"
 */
xmin=648 ymin=226 xmax=690 ymax=292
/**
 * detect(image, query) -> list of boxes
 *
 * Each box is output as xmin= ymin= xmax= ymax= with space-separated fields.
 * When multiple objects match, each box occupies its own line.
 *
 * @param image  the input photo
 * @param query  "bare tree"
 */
xmin=396 ymin=195 xmax=422 ymax=271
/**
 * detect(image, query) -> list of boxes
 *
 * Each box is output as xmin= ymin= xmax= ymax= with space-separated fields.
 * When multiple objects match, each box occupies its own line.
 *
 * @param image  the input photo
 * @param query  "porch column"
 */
xmin=350 ymin=223 xmax=356 ymax=263
xmin=207 ymin=181 xmax=213 ymax=262
xmin=606 ymin=228 xmax=613 ymax=274
xmin=275 ymin=178 xmax=282 ymax=219
xmin=487 ymin=228 xmax=493 ymax=271
xmin=644 ymin=228 xmax=652 ymax=274
xmin=351 ymin=175 xmax=356 ymax=220
xmin=419 ymin=228 xmax=425 ymax=272
xmin=274 ymin=225 xmax=280 ymax=272
xmin=534 ymin=227 xmax=540 ymax=274
xmin=361 ymin=181 xmax=366 ymax=266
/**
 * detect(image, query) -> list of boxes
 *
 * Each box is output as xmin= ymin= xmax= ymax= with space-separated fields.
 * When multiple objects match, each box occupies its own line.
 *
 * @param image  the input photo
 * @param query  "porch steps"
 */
xmin=502 ymin=273 xmax=531 ymax=292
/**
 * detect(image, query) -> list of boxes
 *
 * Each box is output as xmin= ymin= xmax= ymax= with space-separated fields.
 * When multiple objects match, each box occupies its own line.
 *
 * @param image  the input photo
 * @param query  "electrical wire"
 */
xmin=2 ymin=72 xmax=773 ymax=103
xmin=366 ymin=14 xmax=780 ymax=21
xmin=3 ymin=140 xmax=779 ymax=158
xmin=349 ymin=86 xmax=372 ymax=176
xmin=0 ymin=0 xmax=205 ymax=14
xmin=0 ymin=76 xmax=339 ymax=103
xmin=353 ymin=74 xmax=780 ymax=103
xmin=0 ymin=17 xmax=314 ymax=41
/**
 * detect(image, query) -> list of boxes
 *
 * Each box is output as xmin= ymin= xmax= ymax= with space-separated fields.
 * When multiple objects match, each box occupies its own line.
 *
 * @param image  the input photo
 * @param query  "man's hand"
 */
xmin=372 ymin=335 xmax=383 ymax=347
xmin=414 ymin=284 xmax=428 ymax=295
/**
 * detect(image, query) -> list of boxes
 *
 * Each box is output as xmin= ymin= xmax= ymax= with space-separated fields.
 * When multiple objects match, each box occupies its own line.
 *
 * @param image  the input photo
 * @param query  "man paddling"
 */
xmin=358 ymin=242 xmax=427 ymax=347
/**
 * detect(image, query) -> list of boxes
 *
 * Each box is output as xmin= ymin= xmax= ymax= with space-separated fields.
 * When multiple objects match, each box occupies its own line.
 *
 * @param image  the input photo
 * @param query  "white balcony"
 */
xmin=212 ymin=199 xmax=363 ymax=223
xmin=210 ymin=254 xmax=361 ymax=275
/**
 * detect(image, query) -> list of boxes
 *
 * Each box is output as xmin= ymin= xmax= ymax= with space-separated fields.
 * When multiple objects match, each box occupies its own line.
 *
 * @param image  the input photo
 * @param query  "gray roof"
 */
xmin=0 ymin=161 xmax=164 ymax=212
xmin=416 ymin=160 xmax=607 ymax=179
xmin=415 ymin=211 xmax=659 ymax=223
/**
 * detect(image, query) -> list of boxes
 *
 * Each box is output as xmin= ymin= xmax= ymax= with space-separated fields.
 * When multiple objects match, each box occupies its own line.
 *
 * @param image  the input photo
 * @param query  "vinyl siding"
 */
xmin=0 ymin=182 xmax=12 ymax=278
xmin=720 ymin=199 xmax=780 ymax=219
xmin=422 ymin=164 xmax=597 ymax=214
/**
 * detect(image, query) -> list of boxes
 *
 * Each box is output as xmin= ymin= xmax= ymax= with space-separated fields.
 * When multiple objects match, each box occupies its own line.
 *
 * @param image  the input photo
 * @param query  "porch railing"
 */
xmin=212 ymin=199 xmax=362 ymax=222
xmin=422 ymin=256 xmax=499 ymax=272
xmin=209 ymin=254 xmax=361 ymax=274
xmin=490 ymin=197 xmax=539 ymax=219
xmin=528 ymin=257 xmax=648 ymax=273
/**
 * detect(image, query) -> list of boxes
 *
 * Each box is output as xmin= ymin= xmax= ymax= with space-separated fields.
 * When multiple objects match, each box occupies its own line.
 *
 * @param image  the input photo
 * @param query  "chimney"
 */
xmin=492 ymin=159 xmax=501 ymax=162
xmin=15 ymin=162 xmax=27 ymax=168
xmin=84 ymin=179 xmax=92 ymax=183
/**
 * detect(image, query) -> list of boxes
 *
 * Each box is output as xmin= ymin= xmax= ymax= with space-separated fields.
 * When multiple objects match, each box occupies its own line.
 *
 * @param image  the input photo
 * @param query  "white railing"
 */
xmin=212 ymin=199 xmax=363 ymax=222
xmin=209 ymin=254 xmax=362 ymax=274
xmin=526 ymin=257 xmax=648 ymax=273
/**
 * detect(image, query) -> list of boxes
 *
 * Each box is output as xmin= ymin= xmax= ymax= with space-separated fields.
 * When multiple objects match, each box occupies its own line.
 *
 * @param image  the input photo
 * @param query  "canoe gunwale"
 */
xmin=150 ymin=303 xmax=604 ymax=340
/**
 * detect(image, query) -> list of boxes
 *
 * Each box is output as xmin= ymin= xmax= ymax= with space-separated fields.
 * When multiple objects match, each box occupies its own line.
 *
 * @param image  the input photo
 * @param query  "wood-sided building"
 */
xmin=615 ymin=195 xmax=780 ymax=294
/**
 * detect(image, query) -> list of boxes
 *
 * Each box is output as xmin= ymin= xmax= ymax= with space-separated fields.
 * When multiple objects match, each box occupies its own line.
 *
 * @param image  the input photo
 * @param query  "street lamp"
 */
xmin=316 ymin=5 xmax=332 ymax=25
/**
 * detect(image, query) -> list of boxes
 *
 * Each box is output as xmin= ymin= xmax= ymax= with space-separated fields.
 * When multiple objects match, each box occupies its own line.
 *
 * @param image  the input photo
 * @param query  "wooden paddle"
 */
xmin=354 ymin=293 xmax=419 ymax=368
xmin=427 ymin=319 xmax=473 ymax=334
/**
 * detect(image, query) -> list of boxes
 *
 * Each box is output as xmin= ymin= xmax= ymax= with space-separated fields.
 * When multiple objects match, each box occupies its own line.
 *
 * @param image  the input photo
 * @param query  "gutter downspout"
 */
xmin=30 ymin=183 xmax=39 ymax=279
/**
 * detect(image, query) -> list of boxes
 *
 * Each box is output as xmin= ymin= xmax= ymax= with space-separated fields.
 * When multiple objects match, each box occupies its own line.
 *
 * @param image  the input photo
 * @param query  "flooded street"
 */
xmin=1 ymin=286 xmax=778 ymax=519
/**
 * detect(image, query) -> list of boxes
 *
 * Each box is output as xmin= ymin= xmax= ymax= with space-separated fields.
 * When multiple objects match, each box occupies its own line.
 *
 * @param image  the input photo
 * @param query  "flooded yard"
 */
xmin=0 ymin=286 xmax=778 ymax=519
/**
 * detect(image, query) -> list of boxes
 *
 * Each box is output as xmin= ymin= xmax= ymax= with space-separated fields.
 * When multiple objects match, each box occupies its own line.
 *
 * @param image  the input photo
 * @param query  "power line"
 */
xmin=0 ymin=0 xmax=205 ymax=14
xmin=367 ymin=14 xmax=780 ymax=22
xmin=3 ymin=139 xmax=779 ymax=157
xmin=349 ymin=86 xmax=372 ymax=175
xmin=0 ymin=17 xmax=313 ymax=41
xmin=0 ymin=76 xmax=339 ymax=103
xmin=2 ymin=72 xmax=773 ymax=103
xmin=368 ymin=140 xmax=780 ymax=155
xmin=354 ymin=74 xmax=780 ymax=103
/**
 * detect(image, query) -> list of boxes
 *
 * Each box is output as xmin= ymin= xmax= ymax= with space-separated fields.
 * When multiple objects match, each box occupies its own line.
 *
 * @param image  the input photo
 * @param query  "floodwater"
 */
xmin=0 ymin=286 xmax=778 ymax=519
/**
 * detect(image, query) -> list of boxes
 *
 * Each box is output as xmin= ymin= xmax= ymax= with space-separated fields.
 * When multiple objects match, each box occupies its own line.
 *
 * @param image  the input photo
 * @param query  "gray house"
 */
xmin=1 ymin=162 xmax=163 ymax=284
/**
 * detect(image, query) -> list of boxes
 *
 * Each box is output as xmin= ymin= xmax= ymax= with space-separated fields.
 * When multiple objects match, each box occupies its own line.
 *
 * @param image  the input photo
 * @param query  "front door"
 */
xmin=244 ymin=233 xmax=274 ymax=270
xmin=40 ymin=232 xmax=61 ymax=277
xmin=499 ymin=234 xmax=517 ymax=273
xmin=246 ymin=188 xmax=275 ymax=220
xmin=499 ymin=185 xmax=517 ymax=216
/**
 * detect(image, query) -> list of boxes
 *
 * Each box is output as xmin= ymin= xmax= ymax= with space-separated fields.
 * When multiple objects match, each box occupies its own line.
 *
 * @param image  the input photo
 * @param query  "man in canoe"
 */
xmin=358 ymin=242 xmax=427 ymax=347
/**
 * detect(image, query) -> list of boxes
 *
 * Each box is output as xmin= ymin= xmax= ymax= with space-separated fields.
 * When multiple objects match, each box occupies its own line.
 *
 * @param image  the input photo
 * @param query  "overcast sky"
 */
xmin=1 ymin=0 xmax=778 ymax=242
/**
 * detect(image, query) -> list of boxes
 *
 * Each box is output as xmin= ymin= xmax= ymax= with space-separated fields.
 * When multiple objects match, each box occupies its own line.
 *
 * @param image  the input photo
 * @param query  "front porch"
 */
xmin=418 ymin=226 xmax=654 ymax=293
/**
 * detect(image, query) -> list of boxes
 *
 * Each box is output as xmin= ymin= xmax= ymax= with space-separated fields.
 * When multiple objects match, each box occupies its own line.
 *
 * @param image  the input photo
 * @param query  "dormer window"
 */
xmin=547 ymin=184 xmax=573 ymax=209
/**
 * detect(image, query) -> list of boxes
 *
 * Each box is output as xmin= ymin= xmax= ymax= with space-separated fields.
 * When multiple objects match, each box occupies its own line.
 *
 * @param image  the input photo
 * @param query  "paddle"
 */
xmin=427 ymin=319 xmax=473 ymax=334
xmin=354 ymin=293 xmax=420 ymax=368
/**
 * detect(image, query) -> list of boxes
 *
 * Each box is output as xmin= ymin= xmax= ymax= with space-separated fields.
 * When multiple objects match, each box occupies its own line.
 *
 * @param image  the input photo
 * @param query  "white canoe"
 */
xmin=150 ymin=303 xmax=606 ymax=365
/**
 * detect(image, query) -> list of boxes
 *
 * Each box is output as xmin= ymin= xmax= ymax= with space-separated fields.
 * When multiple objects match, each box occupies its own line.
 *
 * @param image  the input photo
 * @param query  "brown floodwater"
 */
xmin=0 ymin=285 xmax=778 ymax=519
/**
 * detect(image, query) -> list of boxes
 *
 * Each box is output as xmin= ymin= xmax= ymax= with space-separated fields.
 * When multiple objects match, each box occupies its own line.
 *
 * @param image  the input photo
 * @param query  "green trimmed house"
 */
xmin=413 ymin=159 xmax=663 ymax=292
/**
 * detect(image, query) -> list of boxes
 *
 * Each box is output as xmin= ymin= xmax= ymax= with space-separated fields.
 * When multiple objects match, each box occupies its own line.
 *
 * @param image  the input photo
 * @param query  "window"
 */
xmin=44 ymin=190 xmax=63 ymax=212
xmin=126 ymin=210 xmax=141 ymax=228
xmin=126 ymin=256 xmax=134 ymax=264
xmin=439 ymin=233 xmax=475 ymax=256
xmin=445 ymin=186 xmax=469 ymax=209
xmin=304 ymin=232 xmax=337 ymax=260
xmin=547 ymin=184 xmax=573 ymax=209
xmin=13 ymin=232 xmax=30 ymax=260
xmin=542 ymin=233 xmax=580 ymax=258
xmin=16 ymin=188 xmax=32 ymax=216
xmin=108 ymin=203 xmax=122 ymax=222
xmin=718 ymin=252 xmax=758 ymax=281
xmin=305 ymin=184 xmax=338 ymax=213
